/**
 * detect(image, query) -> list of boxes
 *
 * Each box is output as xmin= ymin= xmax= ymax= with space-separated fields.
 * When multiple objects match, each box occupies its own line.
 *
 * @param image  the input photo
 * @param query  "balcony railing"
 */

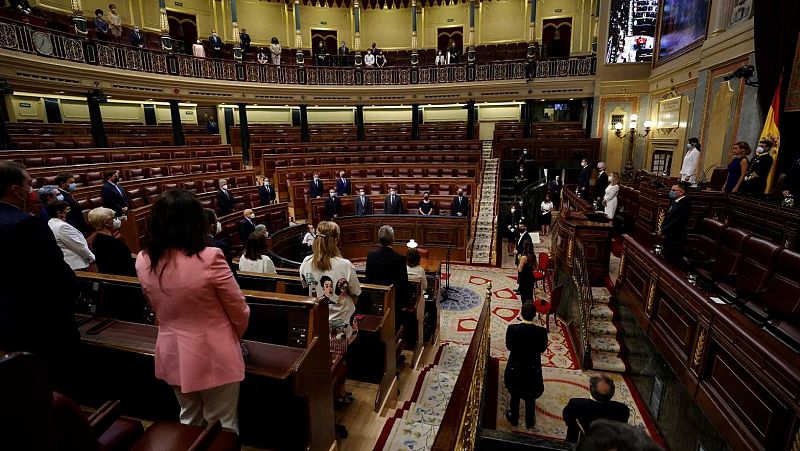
xmin=0 ymin=17 xmax=596 ymax=85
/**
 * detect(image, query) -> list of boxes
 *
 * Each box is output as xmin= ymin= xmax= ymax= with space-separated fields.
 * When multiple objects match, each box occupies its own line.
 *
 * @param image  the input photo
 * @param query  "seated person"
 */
xmin=563 ymin=374 xmax=631 ymax=442
xmin=238 ymin=231 xmax=276 ymax=275
xmin=88 ymin=207 xmax=135 ymax=276
xmin=418 ymin=192 xmax=434 ymax=215
xmin=405 ymin=243 xmax=427 ymax=294
xmin=238 ymin=209 xmax=257 ymax=244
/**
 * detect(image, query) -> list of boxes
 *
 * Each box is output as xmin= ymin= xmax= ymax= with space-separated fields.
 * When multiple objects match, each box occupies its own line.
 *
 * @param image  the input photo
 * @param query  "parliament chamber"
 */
xmin=2 ymin=0 xmax=800 ymax=450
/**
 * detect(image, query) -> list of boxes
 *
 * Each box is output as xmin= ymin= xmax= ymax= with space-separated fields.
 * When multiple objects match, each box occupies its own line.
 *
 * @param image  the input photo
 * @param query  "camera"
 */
xmin=723 ymin=65 xmax=757 ymax=86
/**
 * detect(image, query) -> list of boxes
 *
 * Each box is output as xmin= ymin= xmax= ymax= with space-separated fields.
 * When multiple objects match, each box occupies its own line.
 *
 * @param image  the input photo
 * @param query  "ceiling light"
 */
xmin=569 ymin=98 xmax=574 ymax=101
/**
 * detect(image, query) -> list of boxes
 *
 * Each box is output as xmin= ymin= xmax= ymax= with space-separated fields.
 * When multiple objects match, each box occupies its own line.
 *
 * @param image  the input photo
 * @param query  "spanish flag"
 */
xmin=763 ymin=75 xmax=782 ymax=193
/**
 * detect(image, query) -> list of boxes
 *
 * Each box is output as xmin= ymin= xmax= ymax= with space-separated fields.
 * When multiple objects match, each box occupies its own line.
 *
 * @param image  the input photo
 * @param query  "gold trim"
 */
xmin=645 ymin=275 xmax=656 ymax=316
xmin=692 ymin=327 xmax=707 ymax=367
xmin=656 ymin=208 xmax=665 ymax=232
xmin=618 ymin=250 xmax=626 ymax=280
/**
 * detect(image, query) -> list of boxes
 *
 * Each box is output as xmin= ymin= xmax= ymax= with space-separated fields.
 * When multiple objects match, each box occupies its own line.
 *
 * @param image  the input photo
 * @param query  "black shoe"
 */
xmin=526 ymin=418 xmax=536 ymax=429
xmin=505 ymin=410 xmax=518 ymax=427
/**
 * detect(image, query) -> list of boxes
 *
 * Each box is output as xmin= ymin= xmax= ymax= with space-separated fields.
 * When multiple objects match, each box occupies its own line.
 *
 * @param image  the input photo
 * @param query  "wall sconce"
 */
xmin=614 ymin=113 xmax=652 ymax=180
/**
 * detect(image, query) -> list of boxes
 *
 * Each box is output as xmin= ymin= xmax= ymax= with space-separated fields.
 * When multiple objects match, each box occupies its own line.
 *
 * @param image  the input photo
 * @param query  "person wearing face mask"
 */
xmin=259 ymin=177 xmax=276 ymax=206
xmin=0 ymin=161 xmax=79 ymax=395
xmin=88 ymin=207 xmax=135 ymax=276
xmin=602 ymin=173 xmax=620 ymax=220
xmin=47 ymin=201 xmax=95 ymax=271
xmin=742 ymin=139 xmax=775 ymax=195
xmin=355 ymin=189 xmax=372 ymax=215
xmin=548 ymin=175 xmax=562 ymax=210
xmin=55 ymin=172 xmax=88 ymax=233
xmin=418 ymin=191 xmax=434 ymax=215
xmin=658 ymin=183 xmax=691 ymax=265
xmin=204 ymin=208 xmax=233 ymax=268
xmin=577 ymin=158 xmax=591 ymax=198
xmin=594 ymin=162 xmax=608 ymax=200
xmin=129 ymin=25 xmax=145 ymax=48
xmin=238 ymin=209 xmax=257 ymax=244
xmin=451 ymin=188 xmax=469 ymax=217
xmin=209 ymin=30 xmax=222 ymax=59
xmin=506 ymin=203 xmax=523 ymax=255
xmin=679 ymin=138 xmax=701 ymax=185
xmin=724 ymin=142 xmax=750 ymax=193
xmin=216 ymin=178 xmax=234 ymax=216
xmin=37 ymin=185 xmax=61 ymax=221
xmin=384 ymin=188 xmax=404 ymax=214
xmin=101 ymin=170 xmax=129 ymax=217
xmin=336 ymin=171 xmax=351 ymax=196
xmin=325 ymin=189 xmax=341 ymax=219
xmin=309 ymin=172 xmax=325 ymax=199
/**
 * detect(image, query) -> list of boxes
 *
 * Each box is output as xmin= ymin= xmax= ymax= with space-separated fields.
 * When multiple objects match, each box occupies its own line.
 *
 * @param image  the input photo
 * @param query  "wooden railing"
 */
xmin=0 ymin=17 xmax=596 ymax=86
xmin=431 ymin=282 xmax=492 ymax=451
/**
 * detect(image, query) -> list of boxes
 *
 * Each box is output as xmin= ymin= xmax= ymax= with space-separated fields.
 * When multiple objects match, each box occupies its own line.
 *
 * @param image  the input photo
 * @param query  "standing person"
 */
xmin=336 ymin=171 xmax=351 ymax=196
xmin=270 ymin=37 xmax=282 ymax=65
xmin=418 ymin=192 xmax=434 ymax=215
xmin=136 ymin=189 xmax=250 ymax=434
xmin=301 ymin=223 xmax=316 ymax=255
xmin=88 ymin=207 xmax=135 ymax=276
xmin=204 ymin=208 xmax=233 ymax=267
xmin=742 ymin=139 xmax=774 ymax=195
xmin=325 ymin=189 xmax=342 ymax=219
xmin=505 ymin=302 xmax=548 ymax=429
xmin=309 ymin=172 xmax=325 ymax=199
xmin=516 ymin=241 xmax=535 ymax=303
xmin=577 ymin=158 xmax=591 ymax=199
xmin=384 ymin=188 xmax=404 ymax=214
xmin=94 ymin=9 xmax=109 ymax=41
xmin=215 ymin=179 xmax=234 ymax=216
xmin=37 ymin=185 xmax=60 ymax=221
xmin=435 ymin=50 xmax=446 ymax=65
xmin=369 ymin=42 xmax=379 ymax=55
xmin=108 ymin=4 xmax=122 ymax=41
xmin=548 ymin=175 xmax=562 ymax=210
xmin=239 ymin=28 xmax=251 ymax=58
xmin=603 ymin=172 xmax=620 ymax=220
xmin=239 ymin=231 xmax=277 ymax=275
xmin=257 ymin=48 xmax=269 ymax=64
xmin=506 ymin=203 xmax=523 ymax=255
xmin=405 ymin=245 xmax=427 ymax=295
xmin=55 ymin=172 xmax=88 ymax=233
xmin=209 ymin=31 xmax=222 ymax=59
xmin=315 ymin=41 xmax=326 ymax=65
xmin=338 ymin=40 xmax=349 ymax=65
xmin=540 ymin=195 xmax=553 ymax=236
xmin=192 ymin=39 xmax=206 ymax=58
xmin=659 ymin=183 xmax=691 ymax=265
xmin=47 ymin=201 xmax=95 ymax=271
xmin=446 ymin=40 xmax=459 ymax=64
xmin=100 ymin=170 xmax=128 ymax=216
xmin=237 ymin=209 xmax=257 ymax=244
xmin=259 ymin=177 xmax=276 ymax=206
xmin=680 ymin=137 xmax=701 ymax=185
xmin=451 ymin=188 xmax=469 ymax=217
xmin=300 ymin=221 xmax=361 ymax=338
xmin=562 ymin=374 xmax=630 ymax=442
xmin=724 ymin=142 xmax=750 ymax=193
xmin=375 ymin=51 xmax=387 ymax=68
xmin=129 ymin=25 xmax=145 ymax=48
xmin=364 ymin=51 xmax=375 ymax=67
xmin=355 ymin=188 xmax=372 ymax=215
xmin=594 ymin=162 xmax=608 ymax=200
xmin=366 ymin=225 xmax=409 ymax=317
xmin=0 ymin=162 xmax=79 ymax=394
xmin=206 ymin=116 xmax=219 ymax=133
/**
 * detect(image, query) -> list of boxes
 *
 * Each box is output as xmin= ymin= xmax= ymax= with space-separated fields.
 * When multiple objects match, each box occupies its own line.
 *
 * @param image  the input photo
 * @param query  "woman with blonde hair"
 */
xmin=299 ymin=221 xmax=361 ymax=339
xmin=88 ymin=206 xmax=135 ymax=276
xmin=603 ymin=172 xmax=620 ymax=219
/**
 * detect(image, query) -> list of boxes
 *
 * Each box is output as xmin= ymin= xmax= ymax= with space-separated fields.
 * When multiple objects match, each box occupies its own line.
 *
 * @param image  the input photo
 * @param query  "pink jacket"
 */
xmin=135 ymin=247 xmax=250 ymax=393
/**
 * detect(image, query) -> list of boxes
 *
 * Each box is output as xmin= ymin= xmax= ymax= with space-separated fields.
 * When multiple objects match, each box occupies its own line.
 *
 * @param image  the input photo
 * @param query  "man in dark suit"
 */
xmin=238 ymin=208 xmax=256 ymax=244
xmin=366 ymin=225 xmax=409 ymax=325
xmin=562 ymin=374 xmax=631 ymax=442
xmin=309 ymin=172 xmax=325 ymax=199
xmin=324 ymin=189 xmax=342 ymax=219
xmin=336 ymin=171 xmax=351 ymax=196
xmin=55 ymin=172 xmax=88 ymax=233
xmin=0 ymin=162 xmax=78 ymax=394
xmin=577 ymin=158 xmax=591 ymax=199
xmin=100 ymin=170 xmax=128 ymax=216
xmin=514 ymin=222 xmax=532 ymax=258
xmin=204 ymin=208 xmax=233 ymax=268
xmin=505 ymin=302 xmax=548 ymax=429
xmin=338 ymin=40 xmax=349 ymax=66
xmin=209 ymin=30 xmax=222 ymax=58
xmin=384 ymin=188 xmax=403 ymax=214
xmin=258 ymin=177 xmax=276 ymax=206
xmin=355 ymin=188 xmax=372 ymax=215
xmin=129 ymin=26 xmax=145 ymax=48
xmin=548 ymin=175 xmax=562 ymax=209
xmin=215 ymin=178 xmax=234 ymax=216
xmin=594 ymin=161 xmax=608 ymax=201
xmin=659 ymin=183 xmax=691 ymax=265
xmin=451 ymin=188 xmax=469 ymax=217
xmin=239 ymin=28 xmax=251 ymax=58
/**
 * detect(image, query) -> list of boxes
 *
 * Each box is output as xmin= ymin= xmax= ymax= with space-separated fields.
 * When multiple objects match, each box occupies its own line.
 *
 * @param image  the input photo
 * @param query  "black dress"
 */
xmin=517 ymin=259 xmax=535 ymax=302
xmin=92 ymin=233 xmax=135 ymax=276
xmin=742 ymin=152 xmax=773 ymax=195
xmin=418 ymin=200 xmax=434 ymax=215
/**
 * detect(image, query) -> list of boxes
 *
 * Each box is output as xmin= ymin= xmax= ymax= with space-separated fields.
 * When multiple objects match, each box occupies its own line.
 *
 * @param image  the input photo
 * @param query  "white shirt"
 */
xmin=406 ymin=265 xmax=428 ymax=294
xmin=680 ymin=148 xmax=700 ymax=183
xmin=302 ymin=231 xmax=315 ymax=247
xmin=300 ymin=256 xmax=362 ymax=338
xmin=238 ymin=254 xmax=277 ymax=275
xmin=435 ymin=54 xmax=446 ymax=65
xmin=48 ymin=218 xmax=94 ymax=270
xmin=364 ymin=53 xmax=375 ymax=67
xmin=540 ymin=201 xmax=553 ymax=215
xmin=192 ymin=43 xmax=206 ymax=58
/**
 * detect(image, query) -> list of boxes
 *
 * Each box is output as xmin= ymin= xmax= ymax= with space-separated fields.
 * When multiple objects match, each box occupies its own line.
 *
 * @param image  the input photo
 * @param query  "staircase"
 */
xmin=372 ymin=342 xmax=469 ymax=450
xmin=470 ymin=141 xmax=499 ymax=265
xmin=588 ymin=287 xmax=626 ymax=373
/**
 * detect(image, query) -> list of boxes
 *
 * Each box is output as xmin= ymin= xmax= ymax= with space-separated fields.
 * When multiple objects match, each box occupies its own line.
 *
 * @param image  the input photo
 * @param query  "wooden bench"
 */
xmin=249 ymin=140 xmax=482 ymax=161
xmin=0 ymin=144 xmax=232 ymax=168
xmin=7 ymin=123 xmax=212 ymax=136
xmin=11 ymin=134 xmax=220 ymax=150
xmin=307 ymin=193 xmax=474 ymax=224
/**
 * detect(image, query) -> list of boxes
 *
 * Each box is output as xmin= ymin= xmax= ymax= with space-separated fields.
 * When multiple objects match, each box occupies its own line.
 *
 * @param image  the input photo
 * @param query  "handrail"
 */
xmin=0 ymin=16 xmax=596 ymax=85
xmin=571 ymin=239 xmax=593 ymax=366
xmin=431 ymin=282 xmax=492 ymax=450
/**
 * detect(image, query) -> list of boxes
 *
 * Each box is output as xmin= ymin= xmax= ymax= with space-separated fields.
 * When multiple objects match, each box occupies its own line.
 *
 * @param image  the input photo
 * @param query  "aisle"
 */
xmin=470 ymin=141 xmax=499 ymax=265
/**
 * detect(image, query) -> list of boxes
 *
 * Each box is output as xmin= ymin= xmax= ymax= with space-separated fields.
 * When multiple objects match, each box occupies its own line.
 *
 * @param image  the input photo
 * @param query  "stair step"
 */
xmin=589 ymin=336 xmax=621 ymax=353
xmin=588 ymin=319 xmax=618 ymax=336
xmin=591 ymin=350 xmax=626 ymax=373
xmin=590 ymin=304 xmax=614 ymax=320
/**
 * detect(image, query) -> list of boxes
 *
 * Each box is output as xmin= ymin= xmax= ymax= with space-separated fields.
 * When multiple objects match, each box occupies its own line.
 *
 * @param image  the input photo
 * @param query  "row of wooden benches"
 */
xmin=12 ymin=134 xmax=221 ymax=150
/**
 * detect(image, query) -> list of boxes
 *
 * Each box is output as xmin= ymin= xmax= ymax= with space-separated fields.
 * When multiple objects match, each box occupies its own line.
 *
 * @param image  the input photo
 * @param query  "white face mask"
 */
xmin=330 ymin=193 xmax=336 ymax=198
xmin=359 ymin=192 xmax=365 ymax=196
xmin=56 ymin=194 xmax=64 ymax=201
xmin=216 ymin=222 xmax=222 ymax=234
xmin=249 ymin=214 xmax=256 ymax=219
xmin=112 ymin=218 xmax=121 ymax=230
xmin=687 ymin=143 xmax=694 ymax=149
xmin=221 ymin=185 xmax=227 ymax=190
xmin=756 ymin=146 xmax=766 ymax=154
xmin=264 ymin=181 xmax=270 ymax=186
xmin=519 ymin=201 xmax=523 ymax=206
xmin=510 ymin=208 xmax=516 ymax=212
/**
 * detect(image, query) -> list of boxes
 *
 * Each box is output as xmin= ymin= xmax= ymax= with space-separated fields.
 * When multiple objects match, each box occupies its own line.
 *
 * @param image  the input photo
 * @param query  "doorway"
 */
xmin=437 ymin=26 xmax=463 ymax=53
xmin=311 ymin=29 xmax=339 ymax=54
xmin=542 ymin=18 xmax=572 ymax=57
xmin=167 ymin=10 xmax=198 ymax=55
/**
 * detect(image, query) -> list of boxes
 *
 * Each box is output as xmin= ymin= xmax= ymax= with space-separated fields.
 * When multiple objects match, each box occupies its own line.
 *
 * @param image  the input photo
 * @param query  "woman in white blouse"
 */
xmin=238 ymin=231 xmax=277 ymax=274
xmin=47 ymin=201 xmax=94 ymax=270
xmin=301 ymin=224 xmax=316 ymax=255
xmin=603 ymin=172 xmax=620 ymax=220
xmin=364 ymin=52 xmax=375 ymax=67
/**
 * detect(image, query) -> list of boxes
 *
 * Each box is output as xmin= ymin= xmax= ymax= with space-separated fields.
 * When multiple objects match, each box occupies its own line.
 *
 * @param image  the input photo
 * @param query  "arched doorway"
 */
xmin=311 ymin=29 xmax=339 ymax=55
xmin=542 ymin=18 xmax=572 ymax=57
xmin=167 ymin=10 xmax=198 ymax=55
xmin=437 ymin=26 xmax=463 ymax=53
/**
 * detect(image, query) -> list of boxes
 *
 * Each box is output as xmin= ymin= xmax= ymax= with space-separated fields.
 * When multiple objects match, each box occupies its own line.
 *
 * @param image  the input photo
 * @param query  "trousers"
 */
xmin=173 ymin=382 xmax=241 ymax=434
xmin=509 ymin=394 xmax=537 ymax=428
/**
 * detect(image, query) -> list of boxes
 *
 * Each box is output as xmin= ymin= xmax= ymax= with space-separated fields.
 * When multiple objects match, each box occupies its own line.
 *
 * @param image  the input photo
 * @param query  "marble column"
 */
xmin=237 ymin=103 xmax=250 ymax=164
xmin=710 ymin=0 xmax=733 ymax=37
xmin=87 ymin=90 xmax=107 ymax=148
xmin=354 ymin=0 xmax=362 ymax=65
xmin=355 ymin=106 xmax=365 ymax=141
xmin=467 ymin=0 xmax=476 ymax=61
xmin=411 ymin=0 xmax=418 ymax=65
xmin=411 ymin=104 xmax=420 ymax=140
xmin=159 ymin=0 xmax=171 ymax=50
xmin=168 ymin=100 xmax=185 ymax=146
xmin=466 ymin=100 xmax=476 ymax=140
xmin=299 ymin=105 xmax=309 ymax=142
xmin=294 ymin=0 xmax=304 ymax=64
xmin=231 ymin=0 xmax=242 ymax=60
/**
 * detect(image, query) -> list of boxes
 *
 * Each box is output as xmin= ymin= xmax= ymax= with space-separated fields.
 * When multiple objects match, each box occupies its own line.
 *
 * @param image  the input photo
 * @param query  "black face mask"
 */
xmin=112 ymin=176 xmax=119 ymax=183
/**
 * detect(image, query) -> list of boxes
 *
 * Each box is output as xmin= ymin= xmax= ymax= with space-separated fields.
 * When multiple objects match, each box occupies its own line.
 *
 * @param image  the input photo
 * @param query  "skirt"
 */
xmin=541 ymin=212 xmax=552 ymax=225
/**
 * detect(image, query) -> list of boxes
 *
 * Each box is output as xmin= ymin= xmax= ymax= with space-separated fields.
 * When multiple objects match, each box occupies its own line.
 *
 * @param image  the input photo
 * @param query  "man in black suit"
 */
xmin=324 ymin=189 xmax=342 ymax=219
xmin=216 ymin=178 xmax=234 ymax=216
xmin=594 ymin=161 xmax=608 ymax=201
xmin=238 ymin=208 xmax=257 ymax=244
xmin=258 ymin=177 xmax=276 ymax=206
xmin=562 ymin=374 xmax=631 ymax=442
xmin=204 ymin=208 xmax=233 ymax=267
xmin=659 ymin=183 xmax=691 ymax=265
xmin=309 ymin=172 xmax=325 ymax=199
xmin=55 ymin=172 xmax=88 ymax=233
xmin=505 ymin=302 xmax=548 ymax=429
xmin=0 ymin=162 xmax=78 ymax=394
xmin=338 ymin=40 xmax=349 ymax=66
xmin=336 ymin=171 xmax=351 ymax=196
xmin=577 ymin=158 xmax=591 ymax=199
xmin=384 ymin=188 xmax=403 ymax=214
xmin=355 ymin=188 xmax=372 ymax=215
xmin=100 ymin=170 xmax=128 ymax=216
xmin=514 ymin=222 xmax=532 ymax=258
xmin=239 ymin=28 xmax=251 ymax=58
xmin=366 ymin=225 xmax=409 ymax=324
xmin=451 ymin=188 xmax=469 ymax=217
xmin=129 ymin=26 xmax=145 ymax=48
xmin=209 ymin=30 xmax=222 ymax=58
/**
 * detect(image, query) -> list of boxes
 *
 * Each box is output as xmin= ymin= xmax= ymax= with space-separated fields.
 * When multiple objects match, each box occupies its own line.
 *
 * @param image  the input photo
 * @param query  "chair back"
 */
xmin=549 ymin=285 xmax=564 ymax=314
xmin=537 ymin=252 xmax=550 ymax=272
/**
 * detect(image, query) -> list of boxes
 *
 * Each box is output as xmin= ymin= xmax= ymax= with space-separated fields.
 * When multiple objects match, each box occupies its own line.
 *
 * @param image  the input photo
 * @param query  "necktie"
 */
xmin=391 ymin=195 xmax=395 ymax=205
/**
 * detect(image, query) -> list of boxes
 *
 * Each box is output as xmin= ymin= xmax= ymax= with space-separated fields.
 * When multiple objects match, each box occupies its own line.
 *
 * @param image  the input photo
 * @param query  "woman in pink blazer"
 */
xmin=135 ymin=189 xmax=250 ymax=434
